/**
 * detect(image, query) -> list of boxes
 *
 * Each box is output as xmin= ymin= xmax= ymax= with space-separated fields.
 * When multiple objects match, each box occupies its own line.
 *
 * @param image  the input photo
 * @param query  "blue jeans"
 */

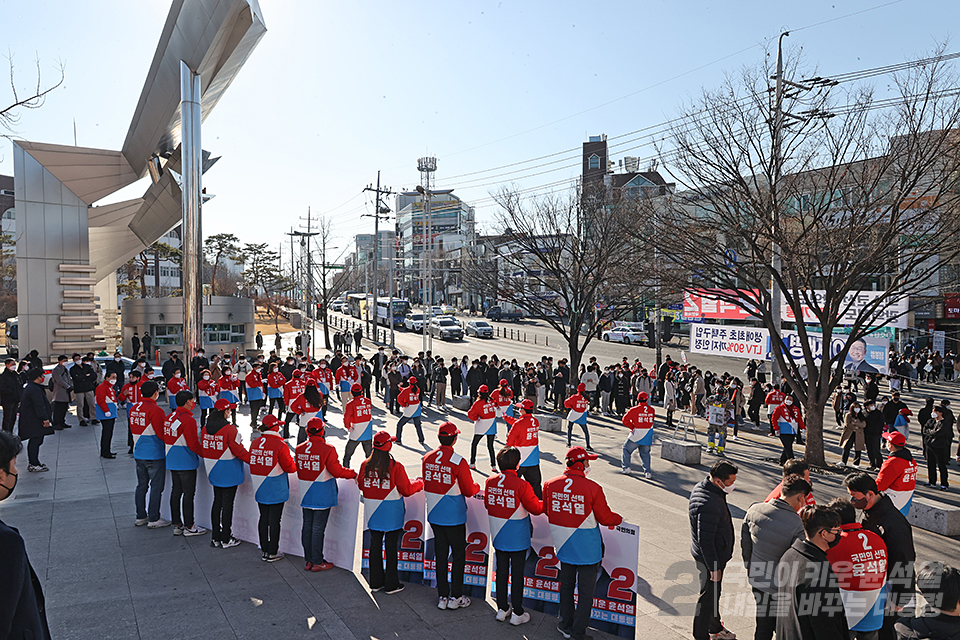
xmin=622 ymin=439 xmax=651 ymax=473
xmin=302 ymin=508 xmax=331 ymax=565
xmin=135 ymin=458 xmax=166 ymax=521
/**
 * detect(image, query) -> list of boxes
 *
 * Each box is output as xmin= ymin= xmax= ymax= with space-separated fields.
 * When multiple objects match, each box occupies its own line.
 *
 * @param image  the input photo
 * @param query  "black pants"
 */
xmin=27 ymin=435 xmax=43 ymax=466
xmin=170 ymin=469 xmax=198 ymax=527
xmin=432 ymin=523 xmax=466 ymax=599
xmin=693 ymin=563 xmax=725 ymax=640
xmin=927 ymin=445 xmax=951 ymax=487
xmin=211 ymin=485 xmax=238 ymax=543
xmin=53 ymin=401 xmax=69 ymax=428
xmin=389 ymin=390 xmax=400 ymax=414
xmin=283 ymin=412 xmax=297 ymax=439
xmin=258 ymin=502 xmax=284 ymax=555
xmin=842 ymin=438 xmax=863 ymax=465
xmin=250 ymin=399 xmax=265 ymax=427
xmin=778 ymin=433 xmax=795 ymax=464
xmin=495 ymin=549 xmax=526 ymax=615
xmin=552 ymin=386 xmax=564 ymax=411
xmin=566 ymin=422 xmax=590 ymax=448
xmin=395 ymin=415 xmax=423 ymax=442
xmin=99 ymin=418 xmax=116 ymax=456
xmin=517 ymin=465 xmax=543 ymax=499
xmin=865 ymin=429 xmax=884 ymax=468
xmin=470 ymin=433 xmax=495 ymax=466
xmin=343 ymin=439 xmax=372 ymax=468
xmin=558 ymin=561 xmax=600 ymax=640
xmin=451 ymin=379 xmax=461 ymax=396
xmin=268 ymin=396 xmax=285 ymax=417
xmin=751 ymin=587 xmax=776 ymax=640
xmin=1 ymin=400 xmax=18 ymax=432
xmin=748 ymin=404 xmax=762 ymax=429
xmin=369 ymin=529 xmax=402 ymax=591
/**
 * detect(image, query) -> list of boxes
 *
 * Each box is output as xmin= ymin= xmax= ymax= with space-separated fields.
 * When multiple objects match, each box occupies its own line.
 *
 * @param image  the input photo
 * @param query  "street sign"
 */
xmin=934 ymin=330 xmax=945 ymax=354
xmin=724 ymin=249 xmax=737 ymax=269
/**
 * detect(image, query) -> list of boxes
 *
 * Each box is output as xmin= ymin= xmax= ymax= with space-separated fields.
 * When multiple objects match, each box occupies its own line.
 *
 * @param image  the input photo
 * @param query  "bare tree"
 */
xmin=118 ymin=242 xmax=181 ymax=299
xmin=463 ymin=184 xmax=649 ymax=374
xmin=1 ymin=52 xmax=64 ymax=137
xmin=203 ymin=233 xmax=240 ymax=296
xmin=652 ymin=46 xmax=960 ymax=465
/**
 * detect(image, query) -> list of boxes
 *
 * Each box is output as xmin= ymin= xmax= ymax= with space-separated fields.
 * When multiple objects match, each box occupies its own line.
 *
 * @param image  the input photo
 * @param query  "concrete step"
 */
xmin=54 ymin=328 xmax=105 ymax=338
xmin=58 ymin=316 xmax=100 ymax=324
xmin=58 ymin=264 xmax=97 ymax=273
xmin=50 ymin=340 xmax=107 ymax=351
xmin=59 ymin=277 xmax=97 ymax=286
xmin=62 ymin=302 xmax=97 ymax=312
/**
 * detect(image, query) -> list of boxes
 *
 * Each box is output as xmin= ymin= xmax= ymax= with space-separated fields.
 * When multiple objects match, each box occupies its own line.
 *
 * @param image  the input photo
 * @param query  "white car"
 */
xmin=466 ymin=320 xmax=494 ymax=338
xmin=602 ymin=327 xmax=645 ymax=344
xmin=404 ymin=313 xmax=425 ymax=332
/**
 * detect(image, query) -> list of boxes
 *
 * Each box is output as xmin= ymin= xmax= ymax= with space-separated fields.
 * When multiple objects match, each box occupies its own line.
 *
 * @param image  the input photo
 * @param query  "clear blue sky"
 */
xmin=1 ymin=0 xmax=956 ymax=263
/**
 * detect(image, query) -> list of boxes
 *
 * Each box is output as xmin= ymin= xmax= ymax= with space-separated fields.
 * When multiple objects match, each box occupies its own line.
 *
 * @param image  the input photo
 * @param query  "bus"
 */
xmin=376 ymin=298 xmax=411 ymax=327
xmin=5 ymin=317 xmax=17 ymax=358
xmin=346 ymin=293 xmax=368 ymax=319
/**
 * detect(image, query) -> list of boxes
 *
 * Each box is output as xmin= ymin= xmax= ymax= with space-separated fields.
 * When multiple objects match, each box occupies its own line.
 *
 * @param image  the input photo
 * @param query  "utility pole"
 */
xmin=287 ymin=217 xmax=319 ymax=361
xmin=363 ymin=172 xmax=393 ymax=343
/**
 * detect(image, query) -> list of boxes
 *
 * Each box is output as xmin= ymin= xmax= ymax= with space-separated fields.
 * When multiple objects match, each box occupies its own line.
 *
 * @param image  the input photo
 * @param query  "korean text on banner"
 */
xmin=781 ymin=330 xmax=889 ymax=376
xmin=689 ymin=324 xmax=771 ymax=360
xmin=781 ymin=291 xmax=908 ymax=329
xmin=683 ymin=289 xmax=760 ymax=321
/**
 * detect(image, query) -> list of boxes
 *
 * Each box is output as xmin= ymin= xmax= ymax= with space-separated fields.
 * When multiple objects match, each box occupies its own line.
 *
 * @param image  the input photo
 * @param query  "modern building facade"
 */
xmin=121 ymin=296 xmax=255 ymax=357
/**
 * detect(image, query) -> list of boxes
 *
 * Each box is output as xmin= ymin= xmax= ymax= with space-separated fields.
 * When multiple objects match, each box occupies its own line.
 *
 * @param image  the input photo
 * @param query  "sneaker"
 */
xmin=710 ymin=628 xmax=737 ymax=640
xmin=305 ymin=562 xmax=314 ymax=571
xmin=173 ymin=525 xmax=184 ymax=536
xmin=183 ymin=526 xmax=207 ymax=537
xmin=557 ymin=624 xmax=572 ymax=639
xmin=147 ymin=518 xmax=172 ymax=529
xmin=618 ymin=468 xmax=631 ymax=474
xmin=28 ymin=464 xmax=49 ymax=472
xmin=437 ymin=597 xmax=448 ymax=610
xmin=134 ymin=518 xmax=149 ymax=527
xmin=729 ymin=435 xmax=738 ymax=441
xmin=261 ymin=552 xmax=268 ymax=562
xmin=79 ymin=420 xmax=89 ymax=426
xmin=585 ymin=446 xmax=595 ymax=452
xmin=446 ymin=596 xmax=470 ymax=610
xmin=385 ymin=584 xmax=405 ymax=594
xmin=221 ymin=537 xmax=242 ymax=549
xmin=496 ymin=607 xmax=511 ymax=622
xmin=941 ymin=485 xmax=950 ymax=491
xmin=311 ymin=561 xmax=334 ymax=571
xmin=265 ymin=552 xmax=285 ymax=563
xmin=644 ymin=472 xmax=653 ymax=479
xmin=210 ymin=539 xmax=222 ymax=548
xmin=469 ymin=464 xmax=477 ymax=470
xmin=510 ymin=612 xmax=531 ymax=626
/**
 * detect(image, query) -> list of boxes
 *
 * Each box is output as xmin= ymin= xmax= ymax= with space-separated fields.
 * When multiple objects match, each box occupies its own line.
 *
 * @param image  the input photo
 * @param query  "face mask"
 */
xmin=174 ymin=372 xmax=181 ymax=378
xmin=203 ymin=375 xmax=210 ymax=381
xmin=583 ymin=465 xmax=591 ymax=476
xmin=108 ymin=378 xmax=117 ymax=385
xmin=0 ymin=471 xmax=17 ymax=500
xmin=224 ymin=371 xmax=231 ymax=377
xmin=146 ymin=373 xmax=153 ymax=378
xmin=115 ymin=357 xmax=121 ymax=362
xmin=851 ymin=497 xmax=868 ymax=510
xmin=826 ymin=531 xmax=842 ymax=549
xmin=722 ymin=481 xmax=736 ymax=494
xmin=74 ymin=360 xmax=81 ymax=365
xmin=784 ymin=399 xmax=793 ymax=405
xmin=5 ymin=364 xmax=13 ymax=371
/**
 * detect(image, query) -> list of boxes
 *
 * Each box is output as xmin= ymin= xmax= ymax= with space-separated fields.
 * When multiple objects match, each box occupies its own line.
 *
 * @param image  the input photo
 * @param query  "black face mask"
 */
xmin=826 ymin=531 xmax=842 ymax=549
xmin=851 ymin=497 xmax=868 ymax=510
xmin=0 ymin=471 xmax=17 ymax=500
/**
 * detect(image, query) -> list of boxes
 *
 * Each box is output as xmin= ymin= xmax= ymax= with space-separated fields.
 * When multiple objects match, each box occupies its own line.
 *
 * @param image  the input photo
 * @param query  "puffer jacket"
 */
xmin=740 ymin=498 xmax=805 ymax=594
xmin=895 ymin=613 xmax=960 ymax=640
xmin=689 ymin=476 xmax=735 ymax=570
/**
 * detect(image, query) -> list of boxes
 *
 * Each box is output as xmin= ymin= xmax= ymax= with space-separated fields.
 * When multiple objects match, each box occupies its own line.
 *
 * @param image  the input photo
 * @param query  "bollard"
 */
xmin=546 ymin=336 xmax=548 ymax=347
xmin=524 ymin=333 xmax=526 ymax=342
xmin=534 ymin=335 xmax=537 ymax=344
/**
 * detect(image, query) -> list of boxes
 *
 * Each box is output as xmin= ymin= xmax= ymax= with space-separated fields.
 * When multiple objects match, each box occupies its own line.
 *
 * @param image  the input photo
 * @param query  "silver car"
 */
xmin=466 ymin=320 xmax=494 ymax=338
xmin=429 ymin=317 xmax=463 ymax=341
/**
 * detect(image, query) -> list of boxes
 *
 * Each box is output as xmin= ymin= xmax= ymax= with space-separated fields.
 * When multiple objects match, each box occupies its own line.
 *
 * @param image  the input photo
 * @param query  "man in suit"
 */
xmin=0 ymin=430 xmax=51 ymax=639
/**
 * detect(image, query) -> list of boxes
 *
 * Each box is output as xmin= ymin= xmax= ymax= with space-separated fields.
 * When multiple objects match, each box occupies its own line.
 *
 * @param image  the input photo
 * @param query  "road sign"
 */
xmin=723 ymin=249 xmax=737 ymax=269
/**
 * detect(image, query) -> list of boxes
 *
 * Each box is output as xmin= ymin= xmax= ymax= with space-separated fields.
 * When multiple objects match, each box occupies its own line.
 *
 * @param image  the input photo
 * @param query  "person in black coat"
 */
xmin=0 ymin=431 xmax=51 ymax=639
xmin=689 ymin=460 xmax=738 ymax=640
xmin=161 ymin=351 xmax=186 ymax=382
xmin=922 ymin=404 xmax=953 ymax=489
xmin=189 ymin=349 xmax=209 ymax=385
xmin=863 ymin=400 xmax=886 ymax=470
xmin=449 ymin=360 xmax=463 ymax=397
xmin=131 ymin=332 xmax=141 ymax=358
xmin=0 ymin=358 xmax=23 ymax=433
xmin=552 ymin=361 xmax=569 ymax=411
xmin=775 ymin=506 xmax=849 ymax=640
xmin=466 ymin=361 xmax=483 ymax=402
xmin=894 ymin=562 xmax=960 ymax=640
xmin=18 ymin=369 xmax=53 ymax=472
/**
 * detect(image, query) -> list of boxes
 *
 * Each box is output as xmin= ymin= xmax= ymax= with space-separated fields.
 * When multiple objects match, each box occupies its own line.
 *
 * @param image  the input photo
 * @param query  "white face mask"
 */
xmin=722 ymin=481 xmax=736 ymax=494
xmin=203 ymin=375 xmax=210 ymax=381
xmin=174 ymin=372 xmax=181 ymax=378
xmin=583 ymin=465 xmax=592 ymax=476
xmin=784 ymin=399 xmax=793 ymax=405
xmin=114 ymin=357 xmax=121 ymax=362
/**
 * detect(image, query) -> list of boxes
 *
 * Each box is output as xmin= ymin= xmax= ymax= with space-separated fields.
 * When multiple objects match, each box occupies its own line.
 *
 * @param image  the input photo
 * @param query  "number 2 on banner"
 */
xmin=465 ymin=532 xmax=488 ymax=562
xmin=607 ymin=567 xmax=635 ymax=601
xmin=563 ymin=478 xmax=573 ymax=493
xmin=401 ymin=520 xmax=423 ymax=550
xmin=536 ymin=546 xmax=560 ymax=579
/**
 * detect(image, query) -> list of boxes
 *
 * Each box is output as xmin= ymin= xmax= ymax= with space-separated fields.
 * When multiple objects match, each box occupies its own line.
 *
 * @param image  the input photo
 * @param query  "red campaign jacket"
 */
xmin=295 ymin=435 xmax=357 ymax=481
xmin=129 ymin=398 xmax=167 ymax=438
xmin=217 ymin=376 xmax=239 ymax=392
xmin=289 ymin=393 xmax=322 ymax=415
xmin=491 ymin=388 xmax=513 ymax=408
xmin=543 ymin=468 xmax=622 ymax=529
xmin=504 ymin=414 xmax=540 ymax=448
xmin=314 ymin=366 xmax=334 ymax=389
xmin=343 ymin=395 xmax=373 ymax=431
xmin=245 ymin=370 xmax=263 ymax=390
xmin=283 ymin=377 xmax=307 ymax=405
xmin=564 ymin=392 xmax=589 ymax=413
xmin=423 ymin=446 xmax=480 ymax=497
xmin=771 ymin=403 xmax=806 ymax=434
xmin=467 ymin=399 xmax=497 ymax=422
xmin=484 ymin=469 xmax=543 ymax=519
xmin=159 ymin=406 xmax=202 ymax=453
xmin=623 ymin=403 xmax=655 ymax=431
xmin=267 ymin=372 xmax=286 ymax=390
xmin=249 ymin=432 xmax=297 ymax=477
xmin=335 ymin=365 xmax=360 ymax=387
xmin=397 ymin=386 xmax=420 ymax=408
xmin=197 ymin=379 xmax=217 ymax=398
xmin=166 ymin=375 xmax=188 ymax=395
xmin=95 ymin=380 xmax=117 ymax=413
xmin=199 ymin=423 xmax=251 ymax=463
xmin=357 ymin=458 xmax=423 ymax=500
xmin=765 ymin=480 xmax=817 ymax=509
xmin=764 ymin=389 xmax=786 ymax=407
xmin=120 ymin=382 xmax=141 ymax=404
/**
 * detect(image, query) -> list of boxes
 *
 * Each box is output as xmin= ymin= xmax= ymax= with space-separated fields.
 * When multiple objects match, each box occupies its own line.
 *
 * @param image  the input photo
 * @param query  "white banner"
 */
xmin=689 ymin=324 xmax=771 ymax=360
xmin=781 ymin=290 xmax=908 ymax=329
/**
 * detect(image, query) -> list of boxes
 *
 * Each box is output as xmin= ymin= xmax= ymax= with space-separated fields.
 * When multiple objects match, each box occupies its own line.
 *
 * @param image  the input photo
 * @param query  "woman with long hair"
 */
xmin=358 ymin=430 xmax=423 ymax=593
xmin=468 ymin=385 xmax=498 ymax=471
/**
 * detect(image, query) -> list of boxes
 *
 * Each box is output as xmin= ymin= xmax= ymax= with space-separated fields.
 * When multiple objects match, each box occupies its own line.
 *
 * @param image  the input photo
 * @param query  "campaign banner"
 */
xmin=683 ymin=289 xmax=760 ymax=321
xmin=781 ymin=290 xmax=908 ymax=329
xmin=781 ymin=330 xmax=889 ymax=376
xmin=689 ymin=324 xmax=770 ymax=360
xmin=162 ymin=465 xmax=359 ymax=570
xmin=361 ymin=492 xmax=426 ymax=586
xmin=423 ymin=496 xmax=490 ymax=599
xmin=520 ymin=515 xmax=639 ymax=639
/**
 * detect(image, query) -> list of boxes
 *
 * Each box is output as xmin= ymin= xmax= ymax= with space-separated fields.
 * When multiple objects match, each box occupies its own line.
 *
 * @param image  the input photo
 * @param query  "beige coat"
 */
xmin=840 ymin=410 xmax=866 ymax=451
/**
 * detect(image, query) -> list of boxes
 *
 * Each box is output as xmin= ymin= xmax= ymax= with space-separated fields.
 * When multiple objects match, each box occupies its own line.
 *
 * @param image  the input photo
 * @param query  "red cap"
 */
xmin=408 ymin=376 xmax=417 ymax=384
xmin=213 ymin=398 xmax=236 ymax=411
xmin=899 ymin=408 xmax=912 ymax=416
xmin=306 ymin=417 xmax=325 ymax=435
xmin=883 ymin=431 xmax=906 ymax=447
xmin=373 ymin=430 xmax=396 ymax=451
xmin=260 ymin=415 xmax=282 ymax=431
xmin=637 ymin=391 xmax=649 ymax=402
xmin=292 ymin=369 xmax=303 ymax=378
xmin=499 ymin=379 xmax=508 ymax=386
xmin=351 ymin=383 xmax=363 ymax=394
xmin=478 ymin=385 xmax=489 ymax=393
xmin=519 ymin=399 xmax=534 ymax=410
xmin=577 ymin=383 xmax=586 ymax=393
xmin=438 ymin=421 xmax=460 ymax=436
xmin=566 ymin=446 xmax=598 ymax=463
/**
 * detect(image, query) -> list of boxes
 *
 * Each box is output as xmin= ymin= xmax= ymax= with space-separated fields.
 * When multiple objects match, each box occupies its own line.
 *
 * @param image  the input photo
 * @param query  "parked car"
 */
xmin=466 ymin=320 xmax=494 ymax=338
xmin=602 ymin=326 xmax=645 ymax=344
xmin=404 ymin=313 xmax=425 ymax=332
xmin=429 ymin=317 xmax=464 ymax=341
xmin=440 ymin=304 xmax=456 ymax=315
xmin=486 ymin=306 xmax=523 ymax=322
